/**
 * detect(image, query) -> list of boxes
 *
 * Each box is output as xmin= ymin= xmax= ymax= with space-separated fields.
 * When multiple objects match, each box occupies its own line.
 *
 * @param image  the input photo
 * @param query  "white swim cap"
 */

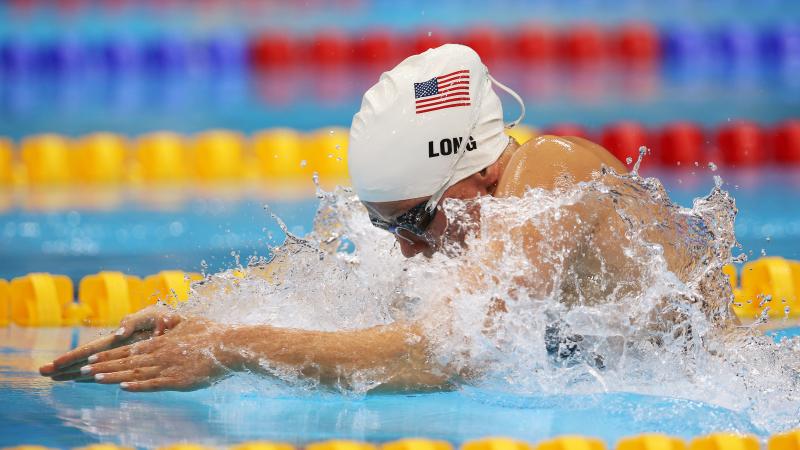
xmin=348 ymin=43 xmax=525 ymax=203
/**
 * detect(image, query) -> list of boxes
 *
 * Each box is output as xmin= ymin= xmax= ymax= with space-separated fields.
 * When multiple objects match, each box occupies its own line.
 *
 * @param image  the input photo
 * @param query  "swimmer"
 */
xmin=39 ymin=44 xmax=729 ymax=392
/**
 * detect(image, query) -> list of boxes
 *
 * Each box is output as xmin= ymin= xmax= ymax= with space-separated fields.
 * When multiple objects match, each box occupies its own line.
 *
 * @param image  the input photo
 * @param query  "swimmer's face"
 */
xmin=364 ymin=168 xmax=499 ymax=258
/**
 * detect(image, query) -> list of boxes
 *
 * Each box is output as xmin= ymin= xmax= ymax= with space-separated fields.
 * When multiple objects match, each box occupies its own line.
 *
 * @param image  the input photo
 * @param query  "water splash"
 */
xmin=177 ymin=168 xmax=800 ymax=433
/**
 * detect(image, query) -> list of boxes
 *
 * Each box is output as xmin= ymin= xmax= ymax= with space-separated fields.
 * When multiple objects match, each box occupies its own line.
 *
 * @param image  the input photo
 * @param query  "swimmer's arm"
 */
xmin=217 ymin=321 xmax=451 ymax=391
xmin=73 ymin=318 xmax=451 ymax=392
xmin=50 ymin=289 xmax=458 ymax=392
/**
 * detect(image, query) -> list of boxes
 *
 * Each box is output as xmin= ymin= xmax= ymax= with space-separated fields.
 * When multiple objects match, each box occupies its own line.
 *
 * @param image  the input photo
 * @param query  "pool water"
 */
xmin=1 ymin=170 xmax=800 ymax=448
xmin=1 ymin=326 xmax=797 ymax=448
xmin=2 ymin=3 xmax=799 ymax=448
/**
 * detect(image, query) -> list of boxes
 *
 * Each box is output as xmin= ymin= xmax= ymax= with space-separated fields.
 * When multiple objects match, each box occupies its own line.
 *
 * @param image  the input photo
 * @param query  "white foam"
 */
xmin=176 ymin=167 xmax=800 ymax=434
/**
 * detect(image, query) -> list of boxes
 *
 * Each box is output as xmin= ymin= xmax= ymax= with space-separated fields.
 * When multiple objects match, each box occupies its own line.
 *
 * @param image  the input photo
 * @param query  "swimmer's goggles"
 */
xmin=367 ymin=190 xmax=445 ymax=241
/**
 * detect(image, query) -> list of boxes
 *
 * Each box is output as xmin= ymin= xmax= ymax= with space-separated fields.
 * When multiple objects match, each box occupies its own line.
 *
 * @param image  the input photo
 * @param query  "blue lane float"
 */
xmin=1 ymin=25 xmax=799 ymax=75
xmin=762 ymin=22 xmax=800 ymax=66
xmin=89 ymin=36 xmax=144 ymax=72
xmin=0 ymin=38 xmax=38 ymax=75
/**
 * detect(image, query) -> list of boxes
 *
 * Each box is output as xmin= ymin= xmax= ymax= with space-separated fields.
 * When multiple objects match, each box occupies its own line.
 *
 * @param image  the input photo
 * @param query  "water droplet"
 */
xmin=300 ymin=160 xmax=307 ymax=167
xmin=708 ymin=162 xmax=717 ymax=171
xmin=631 ymin=146 xmax=648 ymax=175
xmin=766 ymin=236 xmax=772 ymax=242
xmin=335 ymin=145 xmax=341 ymax=150
xmin=329 ymin=130 xmax=334 ymax=135
xmin=761 ymin=248 xmax=767 ymax=256
xmin=626 ymin=157 xmax=633 ymax=164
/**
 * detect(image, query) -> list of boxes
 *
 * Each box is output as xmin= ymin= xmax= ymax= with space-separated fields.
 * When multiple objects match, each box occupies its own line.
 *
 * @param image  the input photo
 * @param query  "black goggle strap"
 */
xmin=421 ymin=73 xmax=525 ymax=214
xmin=423 ymin=67 xmax=494 ymax=213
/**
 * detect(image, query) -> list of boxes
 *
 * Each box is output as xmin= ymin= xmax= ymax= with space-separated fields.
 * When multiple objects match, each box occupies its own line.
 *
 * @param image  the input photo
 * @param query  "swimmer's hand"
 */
xmin=65 ymin=318 xmax=451 ymax=392
xmin=71 ymin=317 xmax=230 ymax=392
xmin=39 ymin=306 xmax=182 ymax=380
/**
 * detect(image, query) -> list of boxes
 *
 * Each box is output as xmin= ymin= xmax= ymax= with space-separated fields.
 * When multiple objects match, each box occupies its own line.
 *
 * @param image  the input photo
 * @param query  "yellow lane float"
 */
xmin=73 ymin=133 xmax=128 ymax=184
xmin=3 ymin=270 xmax=206 ymax=327
xmin=135 ymin=132 xmax=189 ymax=182
xmin=192 ymin=130 xmax=246 ymax=181
xmin=723 ymin=264 xmax=737 ymax=289
xmin=229 ymin=442 xmax=295 ymax=450
xmin=3 ymin=128 xmax=356 ymax=187
xmin=156 ymin=445 xmax=212 ymax=450
xmin=2 ymin=257 xmax=799 ymax=327
xmin=536 ymin=436 xmax=606 ymax=450
xmin=75 ymin=445 xmax=134 ymax=450
xmin=770 ymin=430 xmax=800 ymax=450
xmin=463 ymin=438 xmax=532 ymax=450
xmin=6 ymin=432 xmax=800 ymax=450
xmin=0 ymin=278 xmax=9 ymax=326
xmin=731 ymin=257 xmax=800 ymax=319
xmin=253 ymin=128 xmax=306 ymax=180
xmin=143 ymin=270 xmax=203 ymax=306
xmin=688 ymin=433 xmax=759 ymax=450
xmin=0 ymin=137 xmax=12 ymax=185
xmin=617 ymin=434 xmax=686 ymax=450
xmin=20 ymin=134 xmax=73 ymax=184
xmin=307 ymin=127 xmax=349 ymax=184
xmin=383 ymin=439 xmax=453 ymax=450
xmin=307 ymin=441 xmax=377 ymax=450
xmin=10 ymin=273 xmax=77 ymax=326
xmin=2 ymin=446 xmax=55 ymax=450
xmin=79 ymin=271 xmax=144 ymax=326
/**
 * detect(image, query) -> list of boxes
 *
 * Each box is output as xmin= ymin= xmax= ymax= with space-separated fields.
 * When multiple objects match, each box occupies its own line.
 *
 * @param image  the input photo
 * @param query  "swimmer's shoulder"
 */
xmin=494 ymin=134 xmax=628 ymax=197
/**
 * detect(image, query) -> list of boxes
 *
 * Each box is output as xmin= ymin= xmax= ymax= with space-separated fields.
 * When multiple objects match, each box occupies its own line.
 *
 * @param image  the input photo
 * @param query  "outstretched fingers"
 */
xmin=82 ymin=354 xmax=155 ymax=376
xmin=91 ymin=334 xmax=161 ymax=363
xmin=41 ymin=334 xmax=117 ymax=375
xmin=90 ymin=344 xmax=133 ymax=364
xmin=41 ymin=329 xmax=157 ymax=378
xmin=94 ymin=367 xmax=162 ymax=384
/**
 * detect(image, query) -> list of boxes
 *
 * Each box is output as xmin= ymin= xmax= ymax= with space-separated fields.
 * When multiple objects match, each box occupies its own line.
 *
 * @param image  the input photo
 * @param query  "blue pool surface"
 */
xmin=0 ymin=326 xmax=797 ymax=448
xmin=1 ymin=169 xmax=798 ymax=447
xmin=2 ymin=2 xmax=799 ymax=447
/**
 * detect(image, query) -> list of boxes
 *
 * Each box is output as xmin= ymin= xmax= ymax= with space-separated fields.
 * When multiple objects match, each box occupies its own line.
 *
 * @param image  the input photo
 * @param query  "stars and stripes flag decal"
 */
xmin=413 ymin=69 xmax=471 ymax=114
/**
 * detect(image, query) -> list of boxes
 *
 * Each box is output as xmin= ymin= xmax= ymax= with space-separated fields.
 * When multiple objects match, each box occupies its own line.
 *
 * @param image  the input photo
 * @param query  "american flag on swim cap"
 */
xmin=413 ymin=69 xmax=471 ymax=114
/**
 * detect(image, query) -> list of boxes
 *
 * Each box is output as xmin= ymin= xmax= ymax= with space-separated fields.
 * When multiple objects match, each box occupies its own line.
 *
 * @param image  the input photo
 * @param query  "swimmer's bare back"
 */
xmin=495 ymin=135 xmax=628 ymax=197
xmin=462 ymin=135 xmax=635 ymax=305
xmin=491 ymin=135 xmax=735 ymax=324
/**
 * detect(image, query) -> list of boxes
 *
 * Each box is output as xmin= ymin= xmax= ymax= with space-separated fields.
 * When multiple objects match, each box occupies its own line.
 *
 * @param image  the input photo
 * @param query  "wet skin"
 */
xmin=40 ymin=135 xmax=630 ymax=392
